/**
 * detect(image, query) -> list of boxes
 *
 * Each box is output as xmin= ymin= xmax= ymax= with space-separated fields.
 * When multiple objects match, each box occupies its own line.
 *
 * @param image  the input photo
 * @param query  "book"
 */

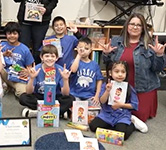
xmin=24 ymin=3 xmax=43 ymax=22
xmin=64 ymin=129 xmax=83 ymax=142
xmin=43 ymin=38 xmax=63 ymax=58
xmin=96 ymin=127 xmax=124 ymax=146
xmin=80 ymin=138 xmax=99 ymax=150
xmin=108 ymin=80 xmax=128 ymax=105
xmin=72 ymin=101 xmax=88 ymax=125
xmin=66 ymin=122 xmax=89 ymax=131
xmin=45 ymin=68 xmax=56 ymax=82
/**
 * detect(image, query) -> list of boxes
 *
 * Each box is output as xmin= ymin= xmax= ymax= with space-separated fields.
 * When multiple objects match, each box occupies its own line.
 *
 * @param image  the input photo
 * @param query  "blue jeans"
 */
xmin=19 ymin=23 xmax=49 ymax=64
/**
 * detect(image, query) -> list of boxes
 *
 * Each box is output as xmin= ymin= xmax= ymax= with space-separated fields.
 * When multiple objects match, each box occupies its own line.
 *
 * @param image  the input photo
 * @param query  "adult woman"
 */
xmin=102 ymin=13 xmax=166 ymax=122
xmin=13 ymin=0 xmax=58 ymax=64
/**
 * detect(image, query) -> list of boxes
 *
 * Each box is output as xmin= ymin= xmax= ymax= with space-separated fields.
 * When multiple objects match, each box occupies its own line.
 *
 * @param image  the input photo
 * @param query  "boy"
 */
xmin=70 ymin=37 xmax=103 ymax=106
xmin=41 ymin=16 xmax=78 ymax=69
xmin=19 ymin=44 xmax=74 ymax=117
xmin=1 ymin=22 xmax=34 ymax=98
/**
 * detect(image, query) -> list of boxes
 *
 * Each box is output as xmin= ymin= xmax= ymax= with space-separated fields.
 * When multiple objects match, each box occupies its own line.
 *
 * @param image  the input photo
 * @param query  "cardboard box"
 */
xmin=44 ymin=82 xmax=56 ymax=105
xmin=37 ymin=100 xmax=60 ymax=127
xmin=96 ymin=128 xmax=124 ymax=146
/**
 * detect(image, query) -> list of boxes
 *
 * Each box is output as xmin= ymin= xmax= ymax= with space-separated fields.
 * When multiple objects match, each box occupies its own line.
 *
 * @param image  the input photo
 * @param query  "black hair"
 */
xmin=52 ymin=16 xmax=66 ymax=28
xmin=4 ymin=22 xmax=21 ymax=35
xmin=106 ymin=60 xmax=131 ymax=102
xmin=40 ymin=44 xmax=59 ymax=58
xmin=79 ymin=37 xmax=92 ymax=46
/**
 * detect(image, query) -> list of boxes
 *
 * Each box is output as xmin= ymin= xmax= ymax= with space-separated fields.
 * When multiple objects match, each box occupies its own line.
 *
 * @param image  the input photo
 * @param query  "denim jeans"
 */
xmin=19 ymin=23 xmax=49 ymax=64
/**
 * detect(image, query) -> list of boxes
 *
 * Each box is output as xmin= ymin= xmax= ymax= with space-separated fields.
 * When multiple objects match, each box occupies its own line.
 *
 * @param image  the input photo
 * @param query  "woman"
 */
xmin=102 ymin=13 xmax=166 ymax=122
xmin=13 ymin=0 xmax=58 ymax=64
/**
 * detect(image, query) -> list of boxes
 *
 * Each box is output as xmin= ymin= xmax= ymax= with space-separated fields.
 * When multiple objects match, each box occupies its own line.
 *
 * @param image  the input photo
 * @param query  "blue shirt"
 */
xmin=98 ymin=84 xmax=138 ymax=126
xmin=70 ymin=60 xmax=104 ymax=99
xmin=33 ymin=63 xmax=63 ymax=95
xmin=40 ymin=34 xmax=78 ymax=69
xmin=1 ymin=42 xmax=34 ymax=83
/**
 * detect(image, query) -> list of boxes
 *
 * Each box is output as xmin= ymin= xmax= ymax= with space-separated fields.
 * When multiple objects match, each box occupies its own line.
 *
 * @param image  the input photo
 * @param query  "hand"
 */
xmin=67 ymin=22 xmax=78 ymax=33
xmin=149 ymin=36 xmax=166 ymax=56
xmin=91 ymin=96 xmax=100 ymax=106
xmin=19 ymin=67 xmax=29 ymax=78
xmin=111 ymin=100 xmax=122 ymax=110
xmin=59 ymin=64 xmax=71 ymax=80
xmin=38 ymin=6 xmax=46 ymax=15
xmin=105 ymin=79 xmax=113 ymax=93
xmin=3 ymin=47 xmax=15 ymax=57
xmin=98 ymin=39 xmax=117 ymax=54
xmin=27 ymin=62 xmax=41 ymax=79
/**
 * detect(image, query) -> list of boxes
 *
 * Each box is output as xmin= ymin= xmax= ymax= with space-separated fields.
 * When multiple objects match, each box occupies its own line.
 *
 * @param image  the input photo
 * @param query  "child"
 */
xmin=41 ymin=16 xmax=79 ymax=69
xmin=89 ymin=61 xmax=148 ymax=140
xmin=19 ymin=44 xmax=74 ymax=117
xmin=1 ymin=22 xmax=34 ymax=98
xmin=70 ymin=37 xmax=103 ymax=106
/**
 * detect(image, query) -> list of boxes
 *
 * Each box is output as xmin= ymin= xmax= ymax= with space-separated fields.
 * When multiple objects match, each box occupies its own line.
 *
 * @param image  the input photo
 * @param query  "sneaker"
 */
xmin=131 ymin=115 xmax=148 ymax=133
xmin=22 ymin=108 xmax=38 ymax=118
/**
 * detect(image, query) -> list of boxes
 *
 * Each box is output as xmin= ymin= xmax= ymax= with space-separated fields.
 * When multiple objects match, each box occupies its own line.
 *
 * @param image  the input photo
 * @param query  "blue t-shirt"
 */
xmin=40 ymin=35 xmax=78 ymax=69
xmin=33 ymin=63 xmax=63 ymax=95
xmin=70 ymin=60 xmax=104 ymax=99
xmin=98 ymin=84 xmax=138 ymax=126
xmin=1 ymin=42 xmax=34 ymax=83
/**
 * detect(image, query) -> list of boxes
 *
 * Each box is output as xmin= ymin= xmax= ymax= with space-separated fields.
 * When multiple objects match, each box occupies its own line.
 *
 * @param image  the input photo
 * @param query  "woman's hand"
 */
xmin=149 ymin=36 xmax=166 ymax=56
xmin=98 ymin=39 xmax=117 ymax=54
xmin=38 ymin=6 xmax=46 ymax=15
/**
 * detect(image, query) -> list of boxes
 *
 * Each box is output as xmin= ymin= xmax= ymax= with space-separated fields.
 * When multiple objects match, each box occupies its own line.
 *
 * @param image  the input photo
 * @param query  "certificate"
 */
xmin=0 ymin=118 xmax=31 ymax=147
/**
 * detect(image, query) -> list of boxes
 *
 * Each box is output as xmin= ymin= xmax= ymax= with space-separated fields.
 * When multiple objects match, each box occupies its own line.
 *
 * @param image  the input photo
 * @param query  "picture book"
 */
xmin=96 ymin=127 xmax=124 ymax=146
xmin=24 ymin=3 xmax=43 ymax=22
xmin=80 ymin=138 xmax=99 ymax=150
xmin=43 ymin=38 xmax=63 ymax=58
xmin=108 ymin=80 xmax=128 ymax=105
xmin=64 ymin=129 xmax=83 ymax=142
xmin=72 ymin=101 xmax=88 ymax=125
xmin=66 ymin=122 xmax=89 ymax=131
xmin=45 ymin=67 xmax=56 ymax=82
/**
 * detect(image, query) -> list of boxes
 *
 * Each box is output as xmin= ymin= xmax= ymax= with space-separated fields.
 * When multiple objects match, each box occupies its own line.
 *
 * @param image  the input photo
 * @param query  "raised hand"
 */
xmin=27 ymin=62 xmax=41 ymax=79
xmin=98 ymin=39 xmax=117 ymax=54
xmin=105 ymin=79 xmax=113 ymax=93
xmin=3 ymin=47 xmax=15 ymax=57
xmin=149 ymin=36 xmax=166 ymax=56
xmin=59 ymin=64 xmax=71 ymax=80
xmin=67 ymin=22 xmax=78 ymax=33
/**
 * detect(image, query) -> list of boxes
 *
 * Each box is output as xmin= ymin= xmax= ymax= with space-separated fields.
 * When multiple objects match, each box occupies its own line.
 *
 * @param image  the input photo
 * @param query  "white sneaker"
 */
xmin=22 ymin=108 xmax=38 ymax=118
xmin=131 ymin=115 xmax=148 ymax=133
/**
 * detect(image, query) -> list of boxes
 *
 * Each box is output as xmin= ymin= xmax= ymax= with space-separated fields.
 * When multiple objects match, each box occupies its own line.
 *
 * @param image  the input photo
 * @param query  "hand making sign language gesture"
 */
xmin=27 ymin=62 xmax=41 ymax=79
xmin=58 ymin=63 xmax=71 ymax=80
xmin=148 ymin=36 xmax=166 ymax=56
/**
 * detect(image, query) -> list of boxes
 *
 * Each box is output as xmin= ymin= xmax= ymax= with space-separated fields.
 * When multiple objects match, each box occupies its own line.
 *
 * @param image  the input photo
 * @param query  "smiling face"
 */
xmin=127 ymin=17 xmax=142 ymax=39
xmin=53 ymin=20 xmax=67 ymax=37
xmin=110 ymin=64 xmax=127 ymax=82
xmin=6 ymin=31 xmax=19 ymax=46
xmin=40 ymin=53 xmax=58 ymax=68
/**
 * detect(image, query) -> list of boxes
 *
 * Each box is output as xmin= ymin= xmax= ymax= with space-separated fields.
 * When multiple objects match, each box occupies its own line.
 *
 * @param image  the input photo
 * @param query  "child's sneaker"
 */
xmin=131 ymin=115 xmax=148 ymax=133
xmin=22 ymin=108 xmax=38 ymax=118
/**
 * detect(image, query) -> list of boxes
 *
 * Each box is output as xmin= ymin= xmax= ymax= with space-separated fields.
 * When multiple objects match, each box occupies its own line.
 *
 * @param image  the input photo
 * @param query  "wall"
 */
xmin=1 ymin=0 xmax=166 ymax=31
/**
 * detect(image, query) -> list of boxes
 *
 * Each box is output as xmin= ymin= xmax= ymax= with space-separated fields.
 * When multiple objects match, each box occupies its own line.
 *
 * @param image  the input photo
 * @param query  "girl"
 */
xmin=89 ymin=61 xmax=148 ymax=140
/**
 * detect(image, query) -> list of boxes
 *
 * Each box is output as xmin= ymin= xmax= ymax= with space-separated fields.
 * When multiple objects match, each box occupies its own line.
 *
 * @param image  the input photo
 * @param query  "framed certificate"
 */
xmin=0 ymin=118 xmax=31 ymax=147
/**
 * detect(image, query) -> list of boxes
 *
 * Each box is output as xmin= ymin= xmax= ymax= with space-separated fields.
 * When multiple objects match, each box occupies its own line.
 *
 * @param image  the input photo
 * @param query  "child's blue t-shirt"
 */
xmin=1 ymin=41 xmax=34 ymax=83
xmin=33 ymin=63 xmax=63 ymax=95
xmin=70 ymin=60 xmax=104 ymax=99
xmin=40 ymin=34 xmax=78 ymax=69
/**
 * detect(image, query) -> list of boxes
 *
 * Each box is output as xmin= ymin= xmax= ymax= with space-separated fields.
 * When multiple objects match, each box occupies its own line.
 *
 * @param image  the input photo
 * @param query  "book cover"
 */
xmin=24 ymin=3 xmax=43 ymax=22
xmin=43 ymin=38 xmax=63 ymax=58
xmin=80 ymin=138 xmax=99 ymax=150
xmin=108 ymin=80 xmax=128 ymax=105
xmin=64 ymin=129 xmax=83 ymax=142
xmin=66 ymin=122 xmax=89 ymax=131
xmin=72 ymin=101 xmax=88 ymax=125
xmin=44 ymin=67 xmax=56 ymax=82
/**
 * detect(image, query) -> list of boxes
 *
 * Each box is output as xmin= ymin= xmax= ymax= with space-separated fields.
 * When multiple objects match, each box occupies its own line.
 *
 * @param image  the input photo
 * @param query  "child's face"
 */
xmin=77 ymin=42 xmax=91 ymax=58
xmin=40 ymin=53 xmax=58 ymax=68
xmin=110 ymin=64 xmax=126 ymax=82
xmin=6 ymin=31 xmax=19 ymax=45
xmin=53 ymin=20 xmax=67 ymax=36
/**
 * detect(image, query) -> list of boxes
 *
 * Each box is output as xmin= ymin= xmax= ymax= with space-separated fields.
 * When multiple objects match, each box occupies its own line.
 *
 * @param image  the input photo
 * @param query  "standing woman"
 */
xmin=102 ymin=13 xmax=166 ymax=122
xmin=13 ymin=0 xmax=58 ymax=64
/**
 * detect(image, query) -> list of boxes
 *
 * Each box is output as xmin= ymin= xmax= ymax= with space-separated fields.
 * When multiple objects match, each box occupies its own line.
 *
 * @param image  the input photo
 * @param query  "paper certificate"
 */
xmin=0 ymin=118 xmax=31 ymax=147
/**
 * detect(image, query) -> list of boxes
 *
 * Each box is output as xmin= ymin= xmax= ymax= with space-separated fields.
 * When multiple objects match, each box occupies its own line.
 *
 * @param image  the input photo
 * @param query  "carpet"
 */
xmin=34 ymin=132 xmax=105 ymax=150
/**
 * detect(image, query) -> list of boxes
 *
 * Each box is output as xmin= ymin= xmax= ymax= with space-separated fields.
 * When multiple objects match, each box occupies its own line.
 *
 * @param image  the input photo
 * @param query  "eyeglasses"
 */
xmin=128 ymin=23 xmax=142 ymax=28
